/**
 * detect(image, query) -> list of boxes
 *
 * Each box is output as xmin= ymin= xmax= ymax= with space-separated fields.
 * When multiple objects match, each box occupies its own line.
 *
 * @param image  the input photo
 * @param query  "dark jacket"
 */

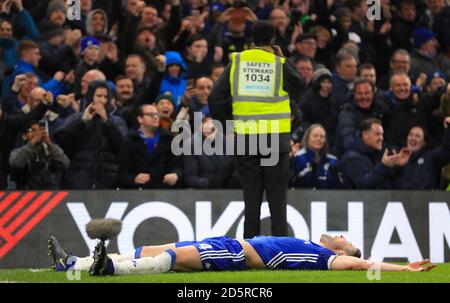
xmin=418 ymin=86 xmax=448 ymax=147
xmin=393 ymin=127 xmax=450 ymax=189
xmin=209 ymin=49 xmax=306 ymax=154
xmin=340 ymin=135 xmax=394 ymax=189
xmin=335 ymin=99 xmax=389 ymax=156
xmin=9 ymin=141 xmax=69 ymax=190
xmin=118 ymin=128 xmax=182 ymax=189
xmin=382 ymin=94 xmax=424 ymax=149
xmin=184 ymin=57 xmax=213 ymax=80
xmin=74 ymin=60 xmax=100 ymax=98
xmin=54 ymin=82 xmax=127 ymax=189
xmin=433 ymin=6 xmax=450 ymax=53
xmin=390 ymin=17 xmax=417 ymax=52
xmin=112 ymin=100 xmax=138 ymax=129
xmin=331 ymin=74 xmax=353 ymax=109
xmin=410 ymin=50 xmax=450 ymax=81
xmin=38 ymin=40 xmax=77 ymax=76
xmin=183 ymin=133 xmax=234 ymax=189
xmin=300 ymin=88 xmax=339 ymax=150
xmin=0 ymin=102 xmax=49 ymax=189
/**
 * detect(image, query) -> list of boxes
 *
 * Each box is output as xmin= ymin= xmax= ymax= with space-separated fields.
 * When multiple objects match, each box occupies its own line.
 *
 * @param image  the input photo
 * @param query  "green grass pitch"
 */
xmin=1 ymin=263 xmax=450 ymax=283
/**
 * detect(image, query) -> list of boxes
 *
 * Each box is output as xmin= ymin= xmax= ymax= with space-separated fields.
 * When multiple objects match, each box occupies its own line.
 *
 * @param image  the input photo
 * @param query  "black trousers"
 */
xmin=236 ymin=153 xmax=289 ymax=238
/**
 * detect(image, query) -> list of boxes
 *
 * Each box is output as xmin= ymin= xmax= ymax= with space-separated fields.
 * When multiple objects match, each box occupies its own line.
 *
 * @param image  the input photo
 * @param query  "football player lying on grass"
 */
xmin=48 ymin=234 xmax=435 ymax=276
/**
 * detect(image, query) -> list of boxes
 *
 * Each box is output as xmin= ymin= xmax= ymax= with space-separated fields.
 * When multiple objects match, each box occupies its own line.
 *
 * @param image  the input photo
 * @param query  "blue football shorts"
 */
xmin=175 ymin=236 xmax=246 ymax=271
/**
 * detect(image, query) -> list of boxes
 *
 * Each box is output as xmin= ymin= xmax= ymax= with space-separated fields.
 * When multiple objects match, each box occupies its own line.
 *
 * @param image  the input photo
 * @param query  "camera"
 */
xmin=291 ymin=125 xmax=305 ymax=144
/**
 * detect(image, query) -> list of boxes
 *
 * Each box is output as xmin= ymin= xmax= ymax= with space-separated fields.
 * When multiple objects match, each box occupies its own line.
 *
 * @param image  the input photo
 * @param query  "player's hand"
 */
xmin=163 ymin=173 xmax=178 ymax=186
xmin=272 ymin=45 xmax=285 ymax=58
xmin=11 ymin=74 xmax=27 ymax=92
xmin=393 ymin=147 xmax=412 ymax=166
xmin=1 ymin=0 xmax=13 ymax=14
xmin=64 ymin=70 xmax=75 ymax=84
xmin=104 ymin=41 xmax=118 ymax=63
xmin=12 ymin=0 xmax=24 ymax=12
xmin=155 ymin=54 xmax=166 ymax=72
xmin=444 ymin=116 xmax=450 ymax=129
xmin=379 ymin=22 xmax=391 ymax=35
xmin=82 ymin=103 xmax=96 ymax=122
xmin=290 ymin=22 xmax=303 ymax=46
xmin=68 ymin=94 xmax=80 ymax=112
xmin=242 ymin=7 xmax=257 ymax=22
xmin=217 ymin=7 xmax=233 ymax=23
xmin=53 ymin=71 xmax=66 ymax=82
xmin=290 ymin=141 xmax=300 ymax=158
xmin=415 ymin=73 xmax=427 ymax=88
xmin=134 ymin=173 xmax=150 ymax=184
xmin=381 ymin=148 xmax=395 ymax=167
xmin=42 ymin=130 xmax=52 ymax=145
xmin=405 ymin=260 xmax=436 ymax=272
xmin=92 ymin=102 xmax=108 ymax=123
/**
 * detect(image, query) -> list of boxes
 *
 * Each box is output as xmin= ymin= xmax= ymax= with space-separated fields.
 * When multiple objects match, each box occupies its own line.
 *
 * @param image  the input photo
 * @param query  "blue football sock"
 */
xmin=106 ymin=258 xmax=115 ymax=275
xmin=134 ymin=246 xmax=143 ymax=259
xmin=164 ymin=249 xmax=177 ymax=270
xmin=55 ymin=255 xmax=75 ymax=272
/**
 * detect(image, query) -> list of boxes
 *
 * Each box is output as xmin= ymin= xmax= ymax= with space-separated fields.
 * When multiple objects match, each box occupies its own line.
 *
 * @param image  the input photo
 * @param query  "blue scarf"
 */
xmin=138 ymin=129 xmax=160 ymax=155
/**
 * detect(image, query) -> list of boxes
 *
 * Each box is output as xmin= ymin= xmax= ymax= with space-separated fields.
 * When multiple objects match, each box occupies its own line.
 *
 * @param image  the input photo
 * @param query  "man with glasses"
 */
xmin=289 ymin=33 xmax=320 ymax=69
xmin=118 ymin=104 xmax=182 ymax=189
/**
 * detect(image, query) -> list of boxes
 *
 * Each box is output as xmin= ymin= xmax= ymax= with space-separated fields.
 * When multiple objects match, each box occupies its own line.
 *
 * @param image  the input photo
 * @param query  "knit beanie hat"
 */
xmin=313 ymin=67 xmax=332 ymax=83
xmin=80 ymin=36 xmax=100 ymax=55
xmin=47 ymin=0 xmax=66 ymax=18
xmin=155 ymin=93 xmax=175 ymax=107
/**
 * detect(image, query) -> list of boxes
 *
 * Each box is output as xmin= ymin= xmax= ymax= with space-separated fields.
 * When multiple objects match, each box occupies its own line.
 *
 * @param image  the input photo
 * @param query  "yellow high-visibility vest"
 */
xmin=230 ymin=49 xmax=291 ymax=134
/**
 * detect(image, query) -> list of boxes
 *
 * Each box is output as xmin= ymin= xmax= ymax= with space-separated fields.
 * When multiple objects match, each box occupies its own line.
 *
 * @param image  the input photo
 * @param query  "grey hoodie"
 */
xmin=86 ymin=9 xmax=109 ymax=36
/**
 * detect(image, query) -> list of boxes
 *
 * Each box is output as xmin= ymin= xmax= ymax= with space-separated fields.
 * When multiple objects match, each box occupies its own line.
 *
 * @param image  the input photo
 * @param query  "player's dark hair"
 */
xmin=352 ymin=248 xmax=362 ymax=258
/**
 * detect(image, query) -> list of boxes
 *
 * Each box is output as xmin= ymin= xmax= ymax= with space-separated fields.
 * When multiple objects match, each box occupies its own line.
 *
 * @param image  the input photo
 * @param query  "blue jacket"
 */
xmin=290 ymin=148 xmax=343 ymax=189
xmin=340 ymin=135 xmax=394 ymax=189
xmin=10 ymin=60 xmax=64 ymax=96
xmin=160 ymin=51 xmax=187 ymax=108
xmin=331 ymin=74 xmax=353 ymax=108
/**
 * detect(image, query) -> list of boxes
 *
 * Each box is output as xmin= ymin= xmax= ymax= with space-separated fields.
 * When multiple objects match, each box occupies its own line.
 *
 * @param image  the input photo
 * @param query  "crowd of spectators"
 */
xmin=0 ymin=0 xmax=449 ymax=190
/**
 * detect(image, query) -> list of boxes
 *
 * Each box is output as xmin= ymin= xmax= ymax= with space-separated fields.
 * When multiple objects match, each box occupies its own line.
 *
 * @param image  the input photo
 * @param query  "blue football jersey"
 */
xmin=246 ymin=236 xmax=337 ymax=270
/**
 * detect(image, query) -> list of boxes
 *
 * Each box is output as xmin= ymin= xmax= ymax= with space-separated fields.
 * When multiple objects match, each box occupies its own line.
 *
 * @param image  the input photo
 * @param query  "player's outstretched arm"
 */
xmin=330 ymin=256 xmax=436 ymax=272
